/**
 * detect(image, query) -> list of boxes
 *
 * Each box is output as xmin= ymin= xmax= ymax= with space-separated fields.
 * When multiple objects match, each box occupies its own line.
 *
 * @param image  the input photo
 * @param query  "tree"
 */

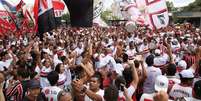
xmin=100 ymin=10 xmax=121 ymax=24
xmin=166 ymin=1 xmax=178 ymax=12
xmin=61 ymin=13 xmax=70 ymax=24
xmin=182 ymin=0 xmax=201 ymax=12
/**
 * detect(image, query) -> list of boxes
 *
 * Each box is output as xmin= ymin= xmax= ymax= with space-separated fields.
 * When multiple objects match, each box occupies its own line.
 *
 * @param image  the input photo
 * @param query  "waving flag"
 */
xmin=52 ymin=0 xmax=65 ymax=27
xmin=0 ymin=0 xmax=16 ymax=12
xmin=16 ymin=0 xmax=25 ymax=11
xmin=34 ymin=0 xmax=56 ymax=36
xmin=136 ymin=0 xmax=169 ymax=29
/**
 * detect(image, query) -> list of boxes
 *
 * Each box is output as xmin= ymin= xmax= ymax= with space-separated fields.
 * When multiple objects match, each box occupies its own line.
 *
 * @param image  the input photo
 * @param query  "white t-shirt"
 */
xmin=153 ymin=54 xmax=169 ymax=67
xmin=143 ymin=66 xmax=162 ymax=93
xmin=126 ymin=48 xmax=137 ymax=59
xmin=42 ymin=86 xmax=62 ymax=101
xmin=140 ymin=93 xmax=155 ymax=101
xmin=166 ymin=76 xmax=181 ymax=84
xmin=140 ymin=93 xmax=173 ymax=101
xmin=169 ymin=84 xmax=192 ymax=99
xmin=84 ymin=89 xmax=104 ymax=101
xmin=57 ymin=73 xmax=67 ymax=89
xmin=98 ymin=55 xmax=116 ymax=69
xmin=40 ymin=66 xmax=52 ymax=88
xmin=0 ymin=59 xmax=13 ymax=71
xmin=118 ymin=85 xmax=136 ymax=100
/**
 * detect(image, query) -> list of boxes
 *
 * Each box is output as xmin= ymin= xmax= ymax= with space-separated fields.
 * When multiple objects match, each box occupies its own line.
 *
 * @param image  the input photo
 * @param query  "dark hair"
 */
xmin=17 ymin=69 xmax=30 ymax=78
xmin=134 ymin=60 xmax=140 ymax=68
xmin=122 ymin=53 xmax=128 ymax=63
xmin=104 ymin=85 xmax=119 ymax=101
xmin=146 ymin=55 xmax=154 ymax=66
xmin=47 ymin=71 xmax=59 ymax=86
xmin=166 ymin=63 xmax=176 ymax=76
xmin=198 ymin=59 xmax=201 ymax=77
xmin=115 ymin=58 xmax=122 ymax=64
xmin=122 ymin=67 xmax=133 ymax=87
xmin=73 ymin=65 xmax=84 ymax=79
xmin=60 ymin=56 xmax=67 ymax=62
xmin=194 ymin=80 xmax=201 ymax=99
xmin=92 ymin=72 xmax=103 ymax=89
xmin=55 ymin=63 xmax=62 ymax=73
xmin=115 ymin=76 xmax=126 ymax=90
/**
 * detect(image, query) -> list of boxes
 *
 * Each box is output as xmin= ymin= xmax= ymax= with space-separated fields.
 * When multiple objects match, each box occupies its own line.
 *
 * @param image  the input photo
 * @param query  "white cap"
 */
xmin=155 ymin=75 xmax=168 ymax=92
xmin=155 ymin=49 xmax=161 ymax=55
xmin=179 ymin=70 xmax=194 ymax=79
xmin=177 ymin=60 xmax=187 ymax=70
xmin=42 ymin=48 xmax=53 ymax=55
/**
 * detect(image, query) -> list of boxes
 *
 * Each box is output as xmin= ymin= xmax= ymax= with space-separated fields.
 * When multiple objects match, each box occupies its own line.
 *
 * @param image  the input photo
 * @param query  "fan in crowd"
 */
xmin=0 ymin=23 xmax=201 ymax=101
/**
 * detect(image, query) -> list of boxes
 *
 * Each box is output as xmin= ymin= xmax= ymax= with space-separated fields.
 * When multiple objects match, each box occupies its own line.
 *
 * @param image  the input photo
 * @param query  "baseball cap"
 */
xmin=154 ymin=49 xmax=161 ymax=55
xmin=179 ymin=70 xmax=194 ymax=79
xmin=28 ymin=80 xmax=41 ymax=89
xmin=177 ymin=60 xmax=187 ymax=70
xmin=154 ymin=75 xmax=168 ymax=92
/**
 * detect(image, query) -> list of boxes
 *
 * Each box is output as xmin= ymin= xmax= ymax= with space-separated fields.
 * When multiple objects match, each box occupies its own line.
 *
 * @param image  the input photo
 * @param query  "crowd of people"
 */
xmin=0 ymin=23 xmax=201 ymax=101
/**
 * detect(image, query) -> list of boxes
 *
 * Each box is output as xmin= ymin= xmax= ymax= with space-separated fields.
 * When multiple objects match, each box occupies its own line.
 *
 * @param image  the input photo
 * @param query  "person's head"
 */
xmin=154 ymin=49 xmax=161 ymax=56
xmin=155 ymin=75 xmax=169 ymax=92
xmin=27 ymin=80 xmax=41 ymax=97
xmin=43 ymin=59 xmax=51 ymax=67
xmin=55 ymin=63 xmax=65 ymax=74
xmin=115 ymin=76 xmax=126 ymax=90
xmin=78 ymin=42 xmax=82 ymax=48
xmin=166 ymin=63 xmax=176 ymax=76
xmin=146 ymin=55 xmax=154 ymax=66
xmin=58 ymin=91 xmax=72 ymax=101
xmin=143 ymin=39 xmax=148 ymax=45
xmin=104 ymin=85 xmax=119 ymax=101
xmin=122 ymin=67 xmax=133 ymax=87
xmin=0 ymin=51 xmax=8 ymax=60
xmin=134 ymin=60 xmax=140 ymax=68
xmin=129 ymin=41 xmax=134 ymax=49
xmin=47 ymin=71 xmax=59 ymax=86
xmin=179 ymin=70 xmax=194 ymax=85
xmin=17 ymin=69 xmax=30 ymax=81
xmin=198 ymin=59 xmax=201 ymax=77
xmin=122 ymin=53 xmax=128 ymax=63
xmin=177 ymin=60 xmax=187 ymax=72
xmin=89 ymin=72 xmax=102 ymax=91
xmin=193 ymin=80 xmax=201 ymax=99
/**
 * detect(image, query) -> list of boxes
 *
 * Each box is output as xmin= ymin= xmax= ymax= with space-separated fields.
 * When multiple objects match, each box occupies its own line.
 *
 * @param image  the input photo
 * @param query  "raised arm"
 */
xmin=130 ymin=63 xmax=139 ymax=88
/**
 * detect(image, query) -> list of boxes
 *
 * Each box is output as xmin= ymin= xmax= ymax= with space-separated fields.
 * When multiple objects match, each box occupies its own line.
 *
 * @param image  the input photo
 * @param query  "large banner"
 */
xmin=136 ymin=0 xmax=169 ymax=29
xmin=123 ymin=0 xmax=169 ymax=30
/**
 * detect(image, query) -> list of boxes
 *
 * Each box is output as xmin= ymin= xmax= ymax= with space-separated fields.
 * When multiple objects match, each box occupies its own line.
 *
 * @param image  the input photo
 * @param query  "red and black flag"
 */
xmin=64 ymin=0 xmax=93 ymax=27
xmin=52 ymin=0 xmax=65 ymax=27
xmin=34 ymin=0 xmax=56 ymax=35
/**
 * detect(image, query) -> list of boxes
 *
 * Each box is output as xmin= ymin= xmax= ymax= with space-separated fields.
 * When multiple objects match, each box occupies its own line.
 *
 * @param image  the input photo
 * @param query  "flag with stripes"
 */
xmin=136 ymin=0 xmax=169 ymax=29
xmin=0 ymin=0 xmax=16 ymax=12
xmin=34 ymin=0 xmax=56 ymax=35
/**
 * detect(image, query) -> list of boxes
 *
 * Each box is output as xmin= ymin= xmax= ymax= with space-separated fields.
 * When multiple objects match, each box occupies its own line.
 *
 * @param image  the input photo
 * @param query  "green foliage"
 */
xmin=166 ymin=1 xmax=178 ymax=12
xmin=182 ymin=0 xmax=201 ymax=12
xmin=100 ymin=10 xmax=121 ymax=24
xmin=61 ymin=13 xmax=70 ymax=23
